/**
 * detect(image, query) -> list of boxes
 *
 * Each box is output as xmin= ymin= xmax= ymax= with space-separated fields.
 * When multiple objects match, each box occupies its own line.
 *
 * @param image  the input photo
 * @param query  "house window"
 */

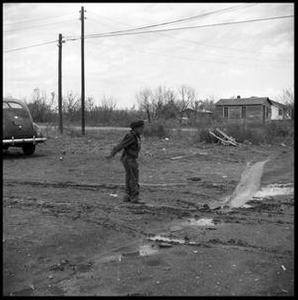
xmin=266 ymin=107 xmax=270 ymax=119
xmin=223 ymin=107 xmax=229 ymax=118
xmin=278 ymin=108 xmax=283 ymax=116
xmin=241 ymin=106 xmax=246 ymax=119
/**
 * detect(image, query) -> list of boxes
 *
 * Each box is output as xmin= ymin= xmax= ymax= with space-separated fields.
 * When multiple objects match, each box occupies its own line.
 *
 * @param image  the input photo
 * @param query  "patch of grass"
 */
xmin=222 ymin=124 xmax=263 ymax=145
xmin=194 ymin=120 xmax=294 ymax=145
xmin=143 ymin=121 xmax=169 ymax=138
xmin=263 ymin=120 xmax=293 ymax=143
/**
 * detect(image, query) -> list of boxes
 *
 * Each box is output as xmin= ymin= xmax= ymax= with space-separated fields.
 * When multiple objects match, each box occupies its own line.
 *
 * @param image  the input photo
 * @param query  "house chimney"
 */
xmin=237 ymin=95 xmax=241 ymax=99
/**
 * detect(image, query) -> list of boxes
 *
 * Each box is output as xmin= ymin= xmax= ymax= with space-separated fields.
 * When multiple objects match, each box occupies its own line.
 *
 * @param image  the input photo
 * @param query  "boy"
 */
xmin=106 ymin=120 xmax=145 ymax=204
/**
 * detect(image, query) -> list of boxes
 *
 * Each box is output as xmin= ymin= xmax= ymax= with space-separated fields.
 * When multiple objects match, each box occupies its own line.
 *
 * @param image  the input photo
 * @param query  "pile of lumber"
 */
xmin=209 ymin=127 xmax=240 ymax=147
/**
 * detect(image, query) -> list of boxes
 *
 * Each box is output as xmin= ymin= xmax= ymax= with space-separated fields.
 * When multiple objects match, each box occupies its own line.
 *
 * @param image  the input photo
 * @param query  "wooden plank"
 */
xmin=215 ymin=128 xmax=238 ymax=145
xmin=209 ymin=130 xmax=231 ymax=146
xmin=214 ymin=128 xmax=239 ymax=147
xmin=209 ymin=129 xmax=238 ymax=147
xmin=216 ymin=128 xmax=236 ymax=142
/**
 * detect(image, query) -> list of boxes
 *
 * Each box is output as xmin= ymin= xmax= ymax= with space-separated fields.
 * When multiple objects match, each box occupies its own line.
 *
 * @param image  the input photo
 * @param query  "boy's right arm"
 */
xmin=106 ymin=133 xmax=135 ymax=159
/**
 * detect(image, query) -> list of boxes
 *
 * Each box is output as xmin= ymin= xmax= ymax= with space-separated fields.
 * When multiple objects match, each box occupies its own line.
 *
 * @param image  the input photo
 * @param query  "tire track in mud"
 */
xmin=4 ymin=179 xmax=232 ymax=195
xmin=145 ymin=235 xmax=293 ymax=258
xmin=5 ymin=179 xmax=119 ymax=191
xmin=3 ymin=195 xmax=143 ymax=236
xmin=4 ymin=188 xmax=293 ymax=229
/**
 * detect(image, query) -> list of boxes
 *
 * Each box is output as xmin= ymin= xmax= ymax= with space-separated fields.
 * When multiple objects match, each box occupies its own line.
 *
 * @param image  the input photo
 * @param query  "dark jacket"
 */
xmin=111 ymin=130 xmax=141 ymax=159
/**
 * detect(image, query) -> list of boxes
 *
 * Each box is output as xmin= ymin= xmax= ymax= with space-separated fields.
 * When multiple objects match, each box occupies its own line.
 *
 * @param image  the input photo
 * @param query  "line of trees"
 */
xmin=6 ymin=85 xmax=218 ymax=126
xmin=136 ymin=85 xmax=216 ymax=124
xmin=10 ymin=88 xmax=143 ymax=126
xmin=6 ymin=85 xmax=293 ymax=126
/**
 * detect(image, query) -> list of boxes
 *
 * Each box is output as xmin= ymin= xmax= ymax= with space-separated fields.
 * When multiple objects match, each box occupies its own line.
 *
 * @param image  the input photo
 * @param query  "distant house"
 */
xmin=215 ymin=96 xmax=290 ymax=123
xmin=269 ymin=100 xmax=290 ymax=120
xmin=182 ymin=108 xmax=212 ymax=120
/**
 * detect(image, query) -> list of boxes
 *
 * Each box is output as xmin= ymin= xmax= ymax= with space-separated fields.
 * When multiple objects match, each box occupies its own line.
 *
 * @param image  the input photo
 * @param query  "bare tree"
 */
xmin=189 ymin=99 xmax=204 ymax=119
xmin=63 ymin=91 xmax=80 ymax=122
xmin=100 ymin=95 xmax=117 ymax=111
xmin=27 ymin=88 xmax=53 ymax=122
xmin=136 ymin=88 xmax=154 ymax=122
xmin=201 ymin=95 xmax=216 ymax=111
xmin=85 ymin=96 xmax=95 ymax=112
xmin=159 ymin=87 xmax=177 ymax=119
xmin=175 ymin=85 xmax=195 ymax=123
xmin=277 ymin=86 xmax=294 ymax=119
xmin=153 ymin=85 xmax=171 ymax=120
xmin=49 ymin=91 xmax=57 ymax=113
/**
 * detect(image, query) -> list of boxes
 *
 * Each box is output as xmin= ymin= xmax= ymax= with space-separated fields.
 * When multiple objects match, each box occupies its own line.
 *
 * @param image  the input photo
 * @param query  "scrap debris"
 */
xmin=171 ymin=156 xmax=184 ymax=160
xmin=209 ymin=127 xmax=240 ymax=147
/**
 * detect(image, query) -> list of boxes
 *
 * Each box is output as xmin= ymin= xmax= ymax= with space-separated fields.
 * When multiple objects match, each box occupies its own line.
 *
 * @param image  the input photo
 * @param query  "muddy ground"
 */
xmin=2 ymin=128 xmax=294 ymax=296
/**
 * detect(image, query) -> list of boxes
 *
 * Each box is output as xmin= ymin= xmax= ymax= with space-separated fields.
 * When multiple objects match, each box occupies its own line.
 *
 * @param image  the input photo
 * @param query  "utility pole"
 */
xmin=80 ymin=6 xmax=86 ymax=135
xmin=58 ymin=33 xmax=64 ymax=134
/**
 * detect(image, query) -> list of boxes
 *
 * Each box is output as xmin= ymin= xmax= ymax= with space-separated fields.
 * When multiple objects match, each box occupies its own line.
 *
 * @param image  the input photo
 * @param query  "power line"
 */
xmin=67 ymin=4 xmax=253 ymax=40
xmin=87 ymin=4 xmax=291 ymax=62
xmin=87 ymin=4 xmax=247 ymax=36
xmin=4 ymin=18 xmax=78 ymax=33
xmin=3 ymin=12 xmax=77 ymax=26
xmin=4 ymin=40 xmax=58 ymax=53
xmin=85 ymin=37 xmax=292 ymax=69
xmin=65 ymin=14 xmax=293 ymax=41
xmin=162 ymin=33 xmax=293 ymax=62
xmin=85 ymin=4 xmax=292 ymax=60
xmin=84 ymin=4 xmax=258 ymax=39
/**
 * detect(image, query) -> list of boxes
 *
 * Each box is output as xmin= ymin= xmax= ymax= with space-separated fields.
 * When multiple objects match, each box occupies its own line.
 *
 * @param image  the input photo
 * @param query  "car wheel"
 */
xmin=22 ymin=144 xmax=36 ymax=155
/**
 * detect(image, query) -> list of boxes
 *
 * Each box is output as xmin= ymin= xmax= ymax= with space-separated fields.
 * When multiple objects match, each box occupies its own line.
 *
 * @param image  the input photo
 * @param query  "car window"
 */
xmin=7 ymin=102 xmax=24 ymax=110
xmin=3 ymin=101 xmax=30 ymax=118
xmin=3 ymin=102 xmax=11 ymax=109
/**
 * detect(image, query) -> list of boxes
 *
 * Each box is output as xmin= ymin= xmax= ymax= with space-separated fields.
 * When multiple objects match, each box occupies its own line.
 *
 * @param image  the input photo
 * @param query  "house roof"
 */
xmin=268 ymin=99 xmax=287 ymax=108
xmin=215 ymin=97 xmax=271 ymax=106
xmin=182 ymin=108 xmax=212 ymax=114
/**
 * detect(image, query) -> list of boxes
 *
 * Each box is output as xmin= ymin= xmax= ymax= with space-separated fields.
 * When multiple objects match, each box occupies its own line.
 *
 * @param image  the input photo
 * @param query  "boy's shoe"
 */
xmin=130 ymin=197 xmax=145 ymax=204
xmin=123 ymin=195 xmax=131 ymax=202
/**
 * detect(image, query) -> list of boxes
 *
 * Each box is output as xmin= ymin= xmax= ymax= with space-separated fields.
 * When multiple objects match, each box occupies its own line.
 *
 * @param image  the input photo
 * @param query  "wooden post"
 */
xmin=58 ymin=33 xmax=63 ymax=134
xmin=80 ymin=6 xmax=85 ymax=135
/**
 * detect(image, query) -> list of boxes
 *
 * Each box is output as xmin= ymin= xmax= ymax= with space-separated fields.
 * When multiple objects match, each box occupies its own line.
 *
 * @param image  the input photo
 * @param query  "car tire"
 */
xmin=22 ymin=144 xmax=36 ymax=155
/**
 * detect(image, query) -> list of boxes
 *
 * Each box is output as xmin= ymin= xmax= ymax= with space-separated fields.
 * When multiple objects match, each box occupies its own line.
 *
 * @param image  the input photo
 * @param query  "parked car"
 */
xmin=3 ymin=98 xmax=46 ymax=155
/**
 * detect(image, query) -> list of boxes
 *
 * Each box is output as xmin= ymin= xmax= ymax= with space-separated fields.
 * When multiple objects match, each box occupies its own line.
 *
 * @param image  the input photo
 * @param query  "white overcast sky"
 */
xmin=3 ymin=2 xmax=294 ymax=109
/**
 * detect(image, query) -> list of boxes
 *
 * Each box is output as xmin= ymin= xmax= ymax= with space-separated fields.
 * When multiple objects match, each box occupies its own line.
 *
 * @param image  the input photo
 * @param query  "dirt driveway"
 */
xmin=3 ymin=128 xmax=294 ymax=296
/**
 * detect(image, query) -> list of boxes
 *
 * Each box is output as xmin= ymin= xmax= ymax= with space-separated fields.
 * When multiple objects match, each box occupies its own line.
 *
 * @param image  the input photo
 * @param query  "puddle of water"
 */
xmin=254 ymin=184 xmax=294 ymax=198
xmin=139 ymin=244 xmax=159 ymax=256
xmin=97 ymin=244 xmax=159 ymax=262
xmin=184 ymin=218 xmax=215 ymax=226
xmin=227 ymin=159 xmax=269 ymax=208
xmin=147 ymin=235 xmax=196 ymax=245
xmin=98 ymin=254 xmax=122 ymax=263
xmin=147 ymin=235 xmax=186 ymax=244
xmin=242 ymin=204 xmax=252 ymax=208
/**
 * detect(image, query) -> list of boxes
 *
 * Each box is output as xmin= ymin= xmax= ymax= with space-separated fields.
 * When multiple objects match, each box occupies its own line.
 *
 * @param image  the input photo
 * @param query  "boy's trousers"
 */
xmin=121 ymin=155 xmax=140 ymax=199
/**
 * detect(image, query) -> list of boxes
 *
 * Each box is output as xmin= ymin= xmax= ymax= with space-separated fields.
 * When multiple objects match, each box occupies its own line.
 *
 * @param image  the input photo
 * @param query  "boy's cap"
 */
xmin=130 ymin=120 xmax=145 ymax=129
